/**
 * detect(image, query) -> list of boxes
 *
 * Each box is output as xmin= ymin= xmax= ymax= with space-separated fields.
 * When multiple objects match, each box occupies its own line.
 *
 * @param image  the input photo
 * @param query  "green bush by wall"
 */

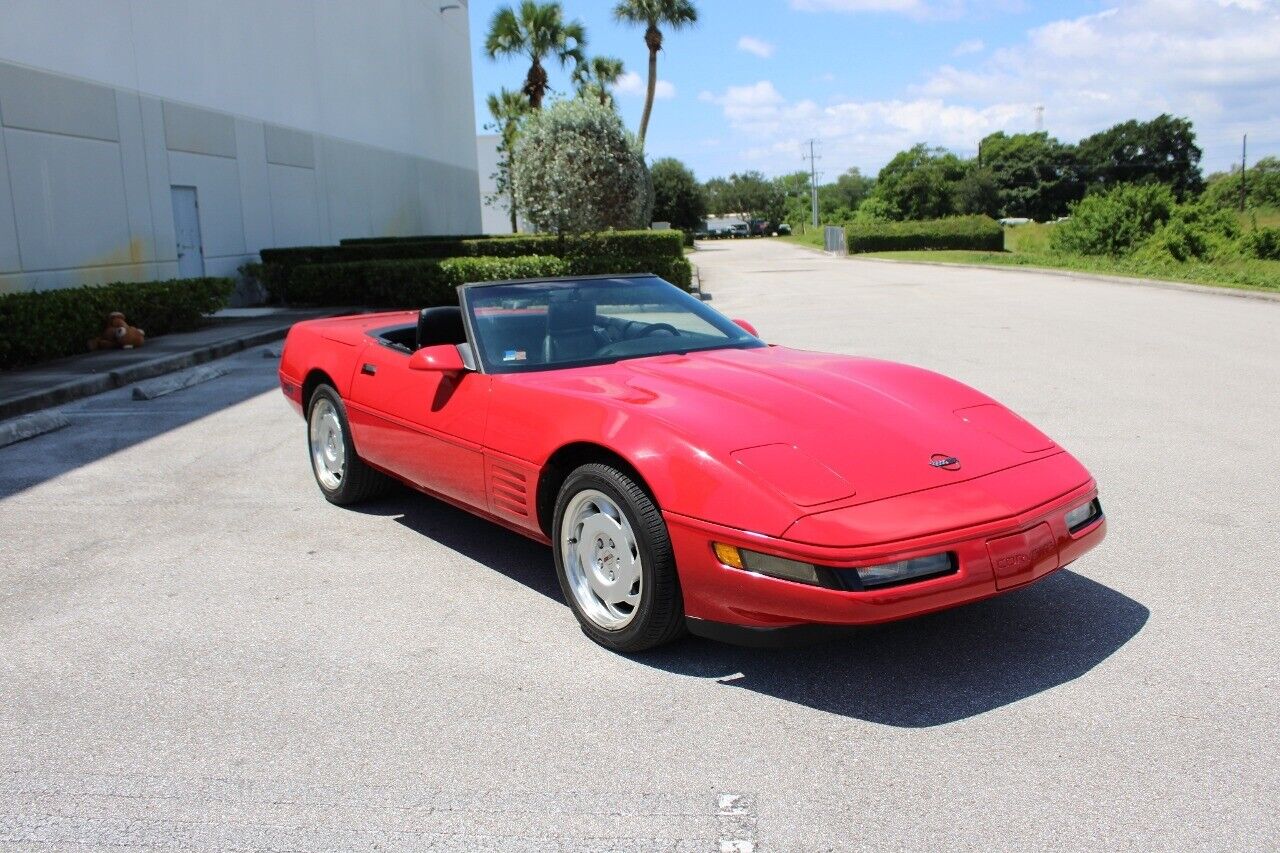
xmin=283 ymin=256 xmax=569 ymax=307
xmin=261 ymin=230 xmax=689 ymax=301
xmin=339 ymin=234 xmax=490 ymax=246
xmin=0 ymin=277 xmax=233 ymax=370
xmin=841 ymin=215 xmax=1004 ymax=253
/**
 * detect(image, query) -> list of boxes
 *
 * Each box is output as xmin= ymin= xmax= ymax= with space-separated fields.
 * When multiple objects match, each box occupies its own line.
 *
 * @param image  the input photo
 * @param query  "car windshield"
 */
xmin=461 ymin=275 xmax=765 ymax=374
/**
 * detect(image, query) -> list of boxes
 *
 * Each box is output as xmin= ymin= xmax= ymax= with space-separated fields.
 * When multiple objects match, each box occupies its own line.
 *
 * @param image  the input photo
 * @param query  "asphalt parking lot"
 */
xmin=2 ymin=239 xmax=1277 ymax=850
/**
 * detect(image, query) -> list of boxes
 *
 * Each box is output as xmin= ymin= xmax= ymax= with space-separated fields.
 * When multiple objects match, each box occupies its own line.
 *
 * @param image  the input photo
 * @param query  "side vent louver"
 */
xmin=491 ymin=466 xmax=529 ymax=517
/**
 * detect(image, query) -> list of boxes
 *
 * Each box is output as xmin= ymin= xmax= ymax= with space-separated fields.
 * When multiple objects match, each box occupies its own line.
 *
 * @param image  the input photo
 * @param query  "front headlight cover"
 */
xmin=715 ymin=543 xmax=956 ymax=590
xmin=855 ymin=552 xmax=955 ymax=588
xmin=1065 ymin=498 xmax=1102 ymax=531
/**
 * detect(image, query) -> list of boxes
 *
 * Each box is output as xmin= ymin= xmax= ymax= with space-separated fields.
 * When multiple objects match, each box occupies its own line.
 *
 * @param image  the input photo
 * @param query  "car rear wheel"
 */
xmin=553 ymin=463 xmax=685 ymax=652
xmin=307 ymin=384 xmax=391 ymax=505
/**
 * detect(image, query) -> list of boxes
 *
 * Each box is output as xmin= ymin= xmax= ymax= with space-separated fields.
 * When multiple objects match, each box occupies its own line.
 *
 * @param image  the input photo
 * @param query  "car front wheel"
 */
xmin=553 ymin=463 xmax=685 ymax=652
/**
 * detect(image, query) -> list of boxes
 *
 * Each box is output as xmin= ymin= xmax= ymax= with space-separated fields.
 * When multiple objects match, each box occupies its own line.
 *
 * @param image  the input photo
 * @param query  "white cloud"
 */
xmin=952 ymin=38 xmax=984 ymax=56
xmin=616 ymin=71 xmax=675 ymax=99
xmin=737 ymin=36 xmax=776 ymax=58
xmin=707 ymin=0 xmax=1280 ymax=174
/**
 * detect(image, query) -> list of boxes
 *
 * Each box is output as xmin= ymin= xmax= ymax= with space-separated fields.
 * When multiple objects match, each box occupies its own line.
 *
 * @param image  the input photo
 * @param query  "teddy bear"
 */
xmin=88 ymin=312 xmax=146 ymax=350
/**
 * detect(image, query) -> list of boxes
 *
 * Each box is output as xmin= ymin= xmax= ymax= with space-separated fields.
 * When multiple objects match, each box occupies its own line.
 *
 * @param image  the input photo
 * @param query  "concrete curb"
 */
xmin=132 ymin=365 xmax=230 ymax=401
xmin=0 ymin=410 xmax=71 ymax=449
xmin=0 ymin=323 xmax=294 ymax=423
xmin=854 ymin=257 xmax=1280 ymax=304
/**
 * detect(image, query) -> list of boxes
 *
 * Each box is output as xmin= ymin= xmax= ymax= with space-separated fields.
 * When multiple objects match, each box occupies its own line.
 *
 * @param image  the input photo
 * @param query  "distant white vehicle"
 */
xmin=999 ymin=217 xmax=1033 ymax=226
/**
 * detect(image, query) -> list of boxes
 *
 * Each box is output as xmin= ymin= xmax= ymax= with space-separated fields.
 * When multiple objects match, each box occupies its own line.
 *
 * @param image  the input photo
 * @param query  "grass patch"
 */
xmin=780 ymin=229 xmax=827 ymax=250
xmin=862 ymin=249 xmax=1280 ymax=292
xmin=782 ymin=216 xmax=1279 ymax=292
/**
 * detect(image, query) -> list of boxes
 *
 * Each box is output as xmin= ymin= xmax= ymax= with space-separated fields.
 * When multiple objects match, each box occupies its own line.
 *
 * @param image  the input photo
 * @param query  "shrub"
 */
xmin=284 ymin=255 xmax=568 ymax=307
xmin=1239 ymin=227 xmax=1280 ymax=261
xmin=1050 ymin=183 xmax=1176 ymax=256
xmin=260 ymin=230 xmax=686 ymax=301
xmin=0 ymin=277 xmax=233 ymax=369
xmin=1135 ymin=203 xmax=1240 ymax=263
xmin=1202 ymin=156 xmax=1280 ymax=211
xmin=841 ymin=215 xmax=1003 ymax=253
xmin=512 ymin=98 xmax=650 ymax=234
xmin=339 ymin=234 xmax=489 ymax=246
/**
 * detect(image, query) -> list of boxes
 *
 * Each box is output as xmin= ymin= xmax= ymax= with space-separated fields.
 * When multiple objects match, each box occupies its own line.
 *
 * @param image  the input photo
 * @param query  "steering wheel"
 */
xmin=639 ymin=322 xmax=681 ymax=338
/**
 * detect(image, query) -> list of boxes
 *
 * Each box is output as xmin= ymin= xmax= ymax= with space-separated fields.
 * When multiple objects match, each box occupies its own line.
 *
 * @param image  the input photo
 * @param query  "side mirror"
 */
xmin=733 ymin=318 xmax=760 ymax=338
xmin=408 ymin=344 xmax=466 ymax=374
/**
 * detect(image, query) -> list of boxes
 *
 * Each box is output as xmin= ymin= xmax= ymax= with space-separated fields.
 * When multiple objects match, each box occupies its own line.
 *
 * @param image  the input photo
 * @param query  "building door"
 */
xmin=170 ymin=186 xmax=205 ymax=277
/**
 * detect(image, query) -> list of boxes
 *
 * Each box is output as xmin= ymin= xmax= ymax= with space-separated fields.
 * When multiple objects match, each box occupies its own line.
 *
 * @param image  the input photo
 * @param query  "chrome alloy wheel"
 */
xmin=560 ymin=489 xmax=643 ymax=630
xmin=309 ymin=397 xmax=346 ymax=491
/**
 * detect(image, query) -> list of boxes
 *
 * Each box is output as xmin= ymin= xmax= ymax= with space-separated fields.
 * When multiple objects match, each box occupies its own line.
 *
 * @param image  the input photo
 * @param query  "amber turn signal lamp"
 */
xmin=713 ymin=542 xmax=745 ymax=569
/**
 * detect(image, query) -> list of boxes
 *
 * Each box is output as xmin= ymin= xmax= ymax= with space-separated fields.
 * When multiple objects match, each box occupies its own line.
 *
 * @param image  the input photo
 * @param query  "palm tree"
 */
xmin=484 ymin=1 xmax=587 ymax=109
xmin=573 ymin=56 xmax=625 ymax=107
xmin=486 ymin=88 xmax=530 ymax=232
xmin=613 ymin=0 xmax=697 ymax=148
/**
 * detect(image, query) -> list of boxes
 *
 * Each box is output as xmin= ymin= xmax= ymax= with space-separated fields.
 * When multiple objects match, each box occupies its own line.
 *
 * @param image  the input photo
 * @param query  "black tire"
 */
xmin=306 ymin=384 xmax=392 ymax=506
xmin=552 ymin=463 xmax=686 ymax=652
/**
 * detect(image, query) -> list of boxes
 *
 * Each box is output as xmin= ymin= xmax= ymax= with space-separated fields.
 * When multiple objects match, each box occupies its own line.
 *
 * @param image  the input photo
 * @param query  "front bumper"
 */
xmin=664 ymin=478 xmax=1106 ymax=636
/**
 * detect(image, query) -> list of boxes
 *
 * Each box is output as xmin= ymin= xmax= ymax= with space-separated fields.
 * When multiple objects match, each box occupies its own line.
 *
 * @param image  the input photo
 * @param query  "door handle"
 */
xmin=361 ymin=363 xmax=377 ymax=376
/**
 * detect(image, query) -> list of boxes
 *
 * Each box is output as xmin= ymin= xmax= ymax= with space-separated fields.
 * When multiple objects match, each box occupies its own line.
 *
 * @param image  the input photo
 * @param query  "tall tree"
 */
xmin=1203 ymin=156 xmax=1280 ymax=211
xmin=1075 ymin=114 xmax=1204 ymax=200
xmin=702 ymin=171 xmax=784 ymax=222
xmin=870 ymin=144 xmax=968 ymax=220
xmin=820 ymin=167 xmax=875 ymax=219
xmin=650 ymin=158 xmax=706 ymax=231
xmin=485 ymin=88 xmax=530 ymax=233
xmin=573 ymin=56 xmax=625 ymax=106
xmin=485 ymin=1 xmax=587 ymax=109
xmin=613 ymin=0 xmax=698 ymax=148
xmin=978 ymin=131 xmax=1083 ymax=220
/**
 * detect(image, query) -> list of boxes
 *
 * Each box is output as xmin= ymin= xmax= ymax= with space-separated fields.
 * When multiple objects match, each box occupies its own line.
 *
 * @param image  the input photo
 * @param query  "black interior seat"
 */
xmin=543 ymin=301 xmax=603 ymax=363
xmin=417 ymin=306 xmax=466 ymax=350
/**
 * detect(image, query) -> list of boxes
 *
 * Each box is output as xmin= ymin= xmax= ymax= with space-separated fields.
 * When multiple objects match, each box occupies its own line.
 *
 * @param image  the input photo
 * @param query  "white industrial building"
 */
xmin=0 ymin=0 xmax=483 ymax=296
xmin=476 ymin=133 xmax=531 ymax=235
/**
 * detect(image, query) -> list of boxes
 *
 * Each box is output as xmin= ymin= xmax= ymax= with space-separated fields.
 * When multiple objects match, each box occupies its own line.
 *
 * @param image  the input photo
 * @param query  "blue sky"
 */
xmin=468 ymin=0 xmax=1280 ymax=182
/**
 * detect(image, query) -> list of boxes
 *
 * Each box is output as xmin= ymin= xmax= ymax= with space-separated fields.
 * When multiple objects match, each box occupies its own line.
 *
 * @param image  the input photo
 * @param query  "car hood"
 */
xmin=513 ymin=345 xmax=1060 ymax=509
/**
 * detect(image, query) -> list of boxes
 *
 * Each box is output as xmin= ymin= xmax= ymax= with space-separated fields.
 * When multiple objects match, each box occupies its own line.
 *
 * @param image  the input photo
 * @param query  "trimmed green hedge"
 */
xmin=0 ymin=277 xmax=233 ymax=370
xmin=842 ymin=215 xmax=1004 ymax=253
xmin=261 ymin=230 xmax=689 ymax=301
xmin=339 ymin=233 xmax=490 ymax=246
xmin=284 ymin=255 xmax=568 ymax=307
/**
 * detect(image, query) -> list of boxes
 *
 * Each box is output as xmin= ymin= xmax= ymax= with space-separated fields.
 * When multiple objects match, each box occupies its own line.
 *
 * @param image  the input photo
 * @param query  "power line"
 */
xmin=803 ymin=139 xmax=821 ymax=228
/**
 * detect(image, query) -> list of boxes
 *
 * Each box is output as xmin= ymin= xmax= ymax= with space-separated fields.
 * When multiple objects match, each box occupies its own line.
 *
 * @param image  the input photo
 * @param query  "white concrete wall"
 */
xmin=0 ymin=0 xmax=482 ymax=296
xmin=477 ymin=134 xmax=529 ymax=235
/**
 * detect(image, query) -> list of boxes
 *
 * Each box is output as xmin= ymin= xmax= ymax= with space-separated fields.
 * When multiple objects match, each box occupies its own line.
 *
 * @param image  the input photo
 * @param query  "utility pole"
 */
xmin=803 ymin=139 xmax=821 ymax=228
xmin=1240 ymin=133 xmax=1248 ymax=213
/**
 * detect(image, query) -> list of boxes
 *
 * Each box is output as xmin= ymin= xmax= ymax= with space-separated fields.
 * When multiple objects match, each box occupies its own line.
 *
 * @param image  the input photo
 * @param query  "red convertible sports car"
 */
xmin=279 ymin=273 xmax=1105 ymax=652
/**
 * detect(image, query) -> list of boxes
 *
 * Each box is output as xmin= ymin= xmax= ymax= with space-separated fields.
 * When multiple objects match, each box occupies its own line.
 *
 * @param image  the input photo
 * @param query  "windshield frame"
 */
xmin=457 ymin=274 xmax=765 ymax=375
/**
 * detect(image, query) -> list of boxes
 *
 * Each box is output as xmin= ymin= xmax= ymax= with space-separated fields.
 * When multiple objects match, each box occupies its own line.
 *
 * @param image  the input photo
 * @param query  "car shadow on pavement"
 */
xmin=347 ymin=492 xmax=1147 ymax=729
xmin=350 ymin=487 xmax=563 ymax=602
xmin=639 ymin=569 xmax=1148 ymax=728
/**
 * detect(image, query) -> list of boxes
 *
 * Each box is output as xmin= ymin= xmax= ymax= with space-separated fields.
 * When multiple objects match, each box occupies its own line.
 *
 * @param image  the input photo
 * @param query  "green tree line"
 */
xmin=672 ymin=115 xmax=1276 ymax=229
